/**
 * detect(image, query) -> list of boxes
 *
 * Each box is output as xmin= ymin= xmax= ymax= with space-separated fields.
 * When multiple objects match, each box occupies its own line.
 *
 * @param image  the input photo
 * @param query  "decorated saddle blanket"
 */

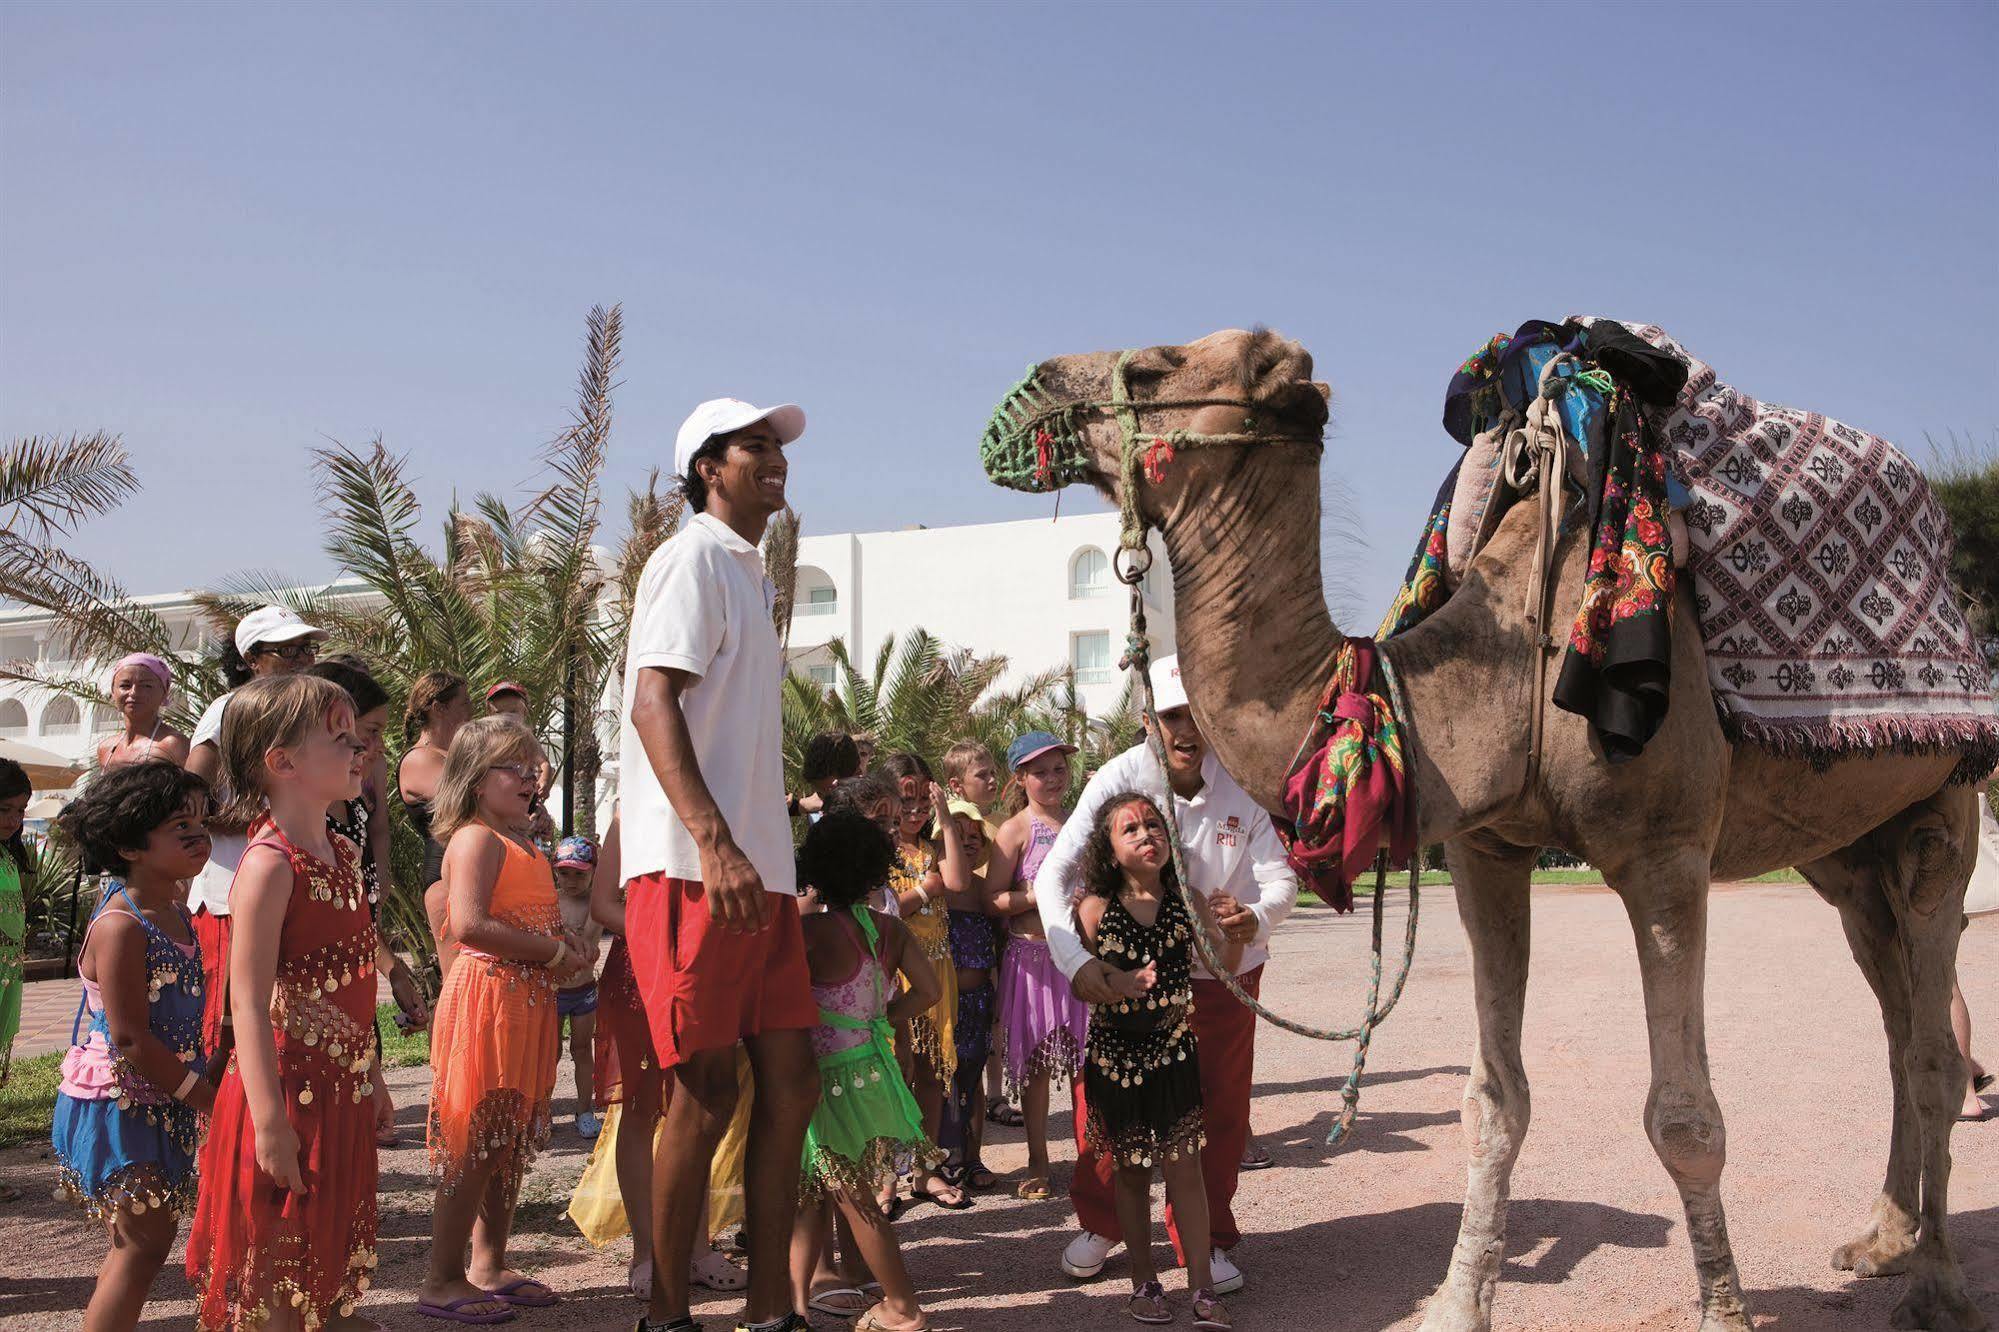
xmin=1387 ymin=316 xmax=1999 ymax=783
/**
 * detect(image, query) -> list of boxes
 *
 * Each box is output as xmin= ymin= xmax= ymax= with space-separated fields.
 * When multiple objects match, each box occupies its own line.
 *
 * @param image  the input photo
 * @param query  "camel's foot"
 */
xmin=1839 ymin=1200 xmax=1919 ymax=1264
xmin=1698 ymin=1304 xmax=1754 ymax=1332
xmin=1417 ymin=1279 xmax=1491 ymax=1332
xmin=1889 ymin=1261 xmax=1989 ymax=1332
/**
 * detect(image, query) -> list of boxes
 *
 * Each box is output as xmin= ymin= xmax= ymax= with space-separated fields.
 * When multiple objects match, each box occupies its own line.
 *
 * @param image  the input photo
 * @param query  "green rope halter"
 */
xmin=979 ymin=348 xmax=1323 ymax=560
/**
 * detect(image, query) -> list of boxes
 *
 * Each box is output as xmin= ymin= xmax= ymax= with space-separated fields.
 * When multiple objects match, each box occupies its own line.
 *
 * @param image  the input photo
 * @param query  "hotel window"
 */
xmin=808 ymin=664 xmax=837 ymax=687
xmin=1070 ymin=547 xmax=1110 ymax=600
xmin=1071 ymin=631 xmax=1112 ymax=685
xmin=798 ymin=585 xmax=838 ymax=617
xmin=0 ymin=700 xmax=24 ymax=736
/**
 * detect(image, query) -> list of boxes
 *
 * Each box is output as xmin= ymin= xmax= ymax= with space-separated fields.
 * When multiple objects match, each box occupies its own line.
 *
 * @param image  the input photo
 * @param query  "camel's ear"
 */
xmin=1311 ymin=381 xmax=1331 ymax=403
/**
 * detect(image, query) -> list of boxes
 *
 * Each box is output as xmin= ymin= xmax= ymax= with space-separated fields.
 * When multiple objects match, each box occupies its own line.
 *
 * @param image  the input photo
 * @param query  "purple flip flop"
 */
xmin=416 ymin=1295 xmax=518 ymax=1324
xmin=485 ymin=1278 xmax=559 ymax=1309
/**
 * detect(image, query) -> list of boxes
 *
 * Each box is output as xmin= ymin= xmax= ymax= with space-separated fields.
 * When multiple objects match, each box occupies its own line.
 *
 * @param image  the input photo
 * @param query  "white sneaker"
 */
xmin=1208 ymin=1247 xmax=1245 ymax=1294
xmin=1060 ymin=1230 xmax=1120 ymax=1279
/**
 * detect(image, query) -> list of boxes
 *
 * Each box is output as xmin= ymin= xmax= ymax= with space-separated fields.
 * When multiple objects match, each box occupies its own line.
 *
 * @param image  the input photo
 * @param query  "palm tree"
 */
xmin=0 ymin=432 xmax=228 ymax=723
xmin=778 ymin=629 xmax=1129 ymax=804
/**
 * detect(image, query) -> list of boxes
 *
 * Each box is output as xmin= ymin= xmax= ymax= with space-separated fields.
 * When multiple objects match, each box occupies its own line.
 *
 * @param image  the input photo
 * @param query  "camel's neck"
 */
xmin=1158 ymin=453 xmax=1342 ymax=810
xmin=1157 ymin=451 xmax=1536 ymax=843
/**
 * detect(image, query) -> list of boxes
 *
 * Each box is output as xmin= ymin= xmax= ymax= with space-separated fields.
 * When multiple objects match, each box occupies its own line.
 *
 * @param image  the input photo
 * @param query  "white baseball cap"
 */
xmin=234 ymin=605 xmax=326 ymax=656
xmin=1149 ymin=654 xmax=1189 ymax=712
xmin=673 ymin=398 xmax=806 ymax=478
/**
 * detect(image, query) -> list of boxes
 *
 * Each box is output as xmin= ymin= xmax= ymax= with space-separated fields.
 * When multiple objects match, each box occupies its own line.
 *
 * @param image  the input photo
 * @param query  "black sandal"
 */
xmin=986 ymin=1096 xmax=1023 ymax=1127
xmin=964 ymin=1159 xmax=998 ymax=1189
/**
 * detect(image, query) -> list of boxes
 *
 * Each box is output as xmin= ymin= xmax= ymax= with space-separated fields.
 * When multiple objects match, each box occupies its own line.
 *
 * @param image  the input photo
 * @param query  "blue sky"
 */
xmin=4 ymin=1 xmax=1994 ymax=627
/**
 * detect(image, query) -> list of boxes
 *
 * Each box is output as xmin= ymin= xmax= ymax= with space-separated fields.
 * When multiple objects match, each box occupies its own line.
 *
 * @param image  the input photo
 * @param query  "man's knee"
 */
xmin=671 ymin=1049 xmax=744 ymax=1130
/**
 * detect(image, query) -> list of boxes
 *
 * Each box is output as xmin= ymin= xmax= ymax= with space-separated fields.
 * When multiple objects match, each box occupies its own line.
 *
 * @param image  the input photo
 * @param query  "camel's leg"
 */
xmin=1878 ymin=788 xmax=1985 ymax=1332
xmin=1609 ymin=849 xmax=1750 ymax=1332
xmin=1800 ymin=850 xmax=1922 ymax=1277
xmin=1418 ymin=835 xmax=1535 ymax=1332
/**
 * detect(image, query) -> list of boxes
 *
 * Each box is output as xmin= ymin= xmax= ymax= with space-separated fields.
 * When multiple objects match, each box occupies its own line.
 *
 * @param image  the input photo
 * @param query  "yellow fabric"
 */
xmin=567 ymin=1046 xmax=756 ymax=1246
xmin=567 ymin=1102 xmax=631 ymax=1247
xmin=706 ymin=1047 xmax=754 ymax=1238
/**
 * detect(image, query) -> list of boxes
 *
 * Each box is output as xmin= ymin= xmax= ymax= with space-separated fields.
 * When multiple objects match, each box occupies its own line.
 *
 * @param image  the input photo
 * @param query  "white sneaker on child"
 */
xmin=1208 ymin=1247 xmax=1245 ymax=1294
xmin=1061 ymin=1230 xmax=1120 ymax=1279
xmin=576 ymin=1110 xmax=601 ymax=1140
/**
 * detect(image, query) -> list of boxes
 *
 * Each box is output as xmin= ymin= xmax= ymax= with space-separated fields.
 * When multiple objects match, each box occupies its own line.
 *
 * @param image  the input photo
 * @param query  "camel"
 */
xmin=977 ymin=328 xmax=1989 ymax=1332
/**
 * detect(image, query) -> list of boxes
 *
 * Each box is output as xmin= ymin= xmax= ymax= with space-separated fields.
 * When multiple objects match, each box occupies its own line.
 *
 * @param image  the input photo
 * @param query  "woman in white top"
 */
xmin=182 ymin=605 xmax=327 ymax=1067
xmin=94 ymin=653 xmax=190 ymax=771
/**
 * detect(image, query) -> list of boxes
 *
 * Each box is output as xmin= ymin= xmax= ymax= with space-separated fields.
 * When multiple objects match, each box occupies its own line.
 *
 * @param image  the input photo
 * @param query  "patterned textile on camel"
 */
xmin=1390 ymin=316 xmax=1999 ymax=782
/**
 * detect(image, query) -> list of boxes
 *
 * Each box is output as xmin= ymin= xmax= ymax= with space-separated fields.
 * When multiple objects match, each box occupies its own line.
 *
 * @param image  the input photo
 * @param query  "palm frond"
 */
xmin=763 ymin=507 xmax=802 ymax=643
xmin=0 ymin=432 xmax=138 ymax=542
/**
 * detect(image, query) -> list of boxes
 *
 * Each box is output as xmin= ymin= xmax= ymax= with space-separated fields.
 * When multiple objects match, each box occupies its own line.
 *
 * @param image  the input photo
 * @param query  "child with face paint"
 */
xmin=53 ymin=761 xmax=215 ymax=1331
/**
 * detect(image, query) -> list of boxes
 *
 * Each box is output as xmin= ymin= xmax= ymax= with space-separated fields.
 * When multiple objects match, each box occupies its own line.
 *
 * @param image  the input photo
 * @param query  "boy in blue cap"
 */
xmin=554 ymin=834 xmax=606 ymax=1138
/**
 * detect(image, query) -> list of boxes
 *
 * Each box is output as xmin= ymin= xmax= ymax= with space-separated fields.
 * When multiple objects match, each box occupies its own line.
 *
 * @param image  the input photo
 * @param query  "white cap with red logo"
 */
xmin=673 ymin=398 xmax=806 ymax=478
xmin=1149 ymin=654 xmax=1189 ymax=712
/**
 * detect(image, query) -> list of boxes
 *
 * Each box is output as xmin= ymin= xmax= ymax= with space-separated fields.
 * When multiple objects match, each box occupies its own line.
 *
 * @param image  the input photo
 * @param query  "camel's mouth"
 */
xmin=978 ymin=366 xmax=1093 ymax=494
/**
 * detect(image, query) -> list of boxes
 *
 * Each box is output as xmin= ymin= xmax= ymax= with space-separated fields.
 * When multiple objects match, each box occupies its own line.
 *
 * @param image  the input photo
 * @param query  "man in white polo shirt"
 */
xmin=1035 ymin=654 xmax=1298 ymax=1296
xmin=620 ymin=397 xmax=818 ymax=1332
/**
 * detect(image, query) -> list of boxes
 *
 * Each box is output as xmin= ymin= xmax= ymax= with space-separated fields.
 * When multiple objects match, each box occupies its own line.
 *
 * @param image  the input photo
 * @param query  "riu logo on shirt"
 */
xmin=1216 ymin=814 xmax=1243 ymax=848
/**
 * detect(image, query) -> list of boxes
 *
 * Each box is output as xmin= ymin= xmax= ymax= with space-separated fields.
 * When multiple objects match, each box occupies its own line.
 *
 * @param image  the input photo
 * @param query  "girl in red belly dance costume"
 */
xmin=186 ymin=673 xmax=388 ymax=1331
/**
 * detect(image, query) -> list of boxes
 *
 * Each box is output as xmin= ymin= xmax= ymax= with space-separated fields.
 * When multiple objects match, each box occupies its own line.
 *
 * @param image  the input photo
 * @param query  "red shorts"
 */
xmin=192 ymin=907 xmax=233 ymax=1061
xmin=623 ymin=874 xmax=817 ymax=1069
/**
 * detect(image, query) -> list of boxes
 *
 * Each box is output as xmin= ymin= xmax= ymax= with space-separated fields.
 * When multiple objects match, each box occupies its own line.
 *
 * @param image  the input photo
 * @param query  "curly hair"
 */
xmin=797 ymin=807 xmax=897 ymax=911
xmin=680 ymin=435 xmax=729 ymax=513
xmin=57 ymin=760 xmax=211 ymax=873
xmin=801 ymin=732 xmax=862 ymax=785
xmin=1076 ymin=791 xmax=1180 ymax=911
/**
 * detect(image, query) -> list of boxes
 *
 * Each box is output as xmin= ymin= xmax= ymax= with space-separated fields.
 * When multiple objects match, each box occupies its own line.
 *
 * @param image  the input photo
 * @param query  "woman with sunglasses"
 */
xmin=182 ymin=606 xmax=328 ymax=1072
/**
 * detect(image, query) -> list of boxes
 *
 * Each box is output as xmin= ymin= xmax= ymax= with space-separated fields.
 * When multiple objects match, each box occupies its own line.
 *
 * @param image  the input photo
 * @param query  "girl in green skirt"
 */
xmin=789 ymin=809 xmax=941 ymax=1332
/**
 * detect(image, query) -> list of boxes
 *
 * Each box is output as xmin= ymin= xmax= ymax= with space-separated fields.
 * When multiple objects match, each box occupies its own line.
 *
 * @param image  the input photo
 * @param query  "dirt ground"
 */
xmin=3 ymin=880 xmax=1996 ymax=1330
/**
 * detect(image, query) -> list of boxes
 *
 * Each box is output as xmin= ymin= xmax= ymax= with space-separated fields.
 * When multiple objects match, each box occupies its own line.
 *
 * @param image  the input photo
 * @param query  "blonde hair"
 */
xmin=941 ymin=740 xmax=993 ymax=786
xmin=213 ymin=674 xmax=355 ymax=835
xmin=429 ymin=716 xmax=540 ymax=844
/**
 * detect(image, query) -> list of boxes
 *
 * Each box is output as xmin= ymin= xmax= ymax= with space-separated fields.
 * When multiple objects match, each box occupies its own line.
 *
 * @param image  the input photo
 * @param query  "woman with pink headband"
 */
xmin=94 ymin=653 xmax=190 ymax=771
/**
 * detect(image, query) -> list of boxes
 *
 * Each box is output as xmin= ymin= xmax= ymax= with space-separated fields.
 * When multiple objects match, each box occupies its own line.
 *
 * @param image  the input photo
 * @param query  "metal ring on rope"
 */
xmin=1120 ymin=572 xmax=1421 ymax=1146
xmin=1113 ymin=545 xmax=1152 ymax=586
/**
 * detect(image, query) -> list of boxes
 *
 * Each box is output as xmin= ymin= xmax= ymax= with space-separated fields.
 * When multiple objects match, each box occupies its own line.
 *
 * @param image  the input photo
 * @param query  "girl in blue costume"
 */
xmin=53 ymin=761 xmax=218 ymax=1332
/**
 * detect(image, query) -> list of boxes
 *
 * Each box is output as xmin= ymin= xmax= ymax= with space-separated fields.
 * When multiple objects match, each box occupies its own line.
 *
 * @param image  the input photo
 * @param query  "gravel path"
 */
xmin=3 ymin=881 xmax=1995 ymax=1329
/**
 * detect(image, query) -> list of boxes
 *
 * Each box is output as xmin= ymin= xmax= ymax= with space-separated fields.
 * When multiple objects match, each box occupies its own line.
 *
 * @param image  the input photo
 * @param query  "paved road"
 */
xmin=3 ymin=881 xmax=1996 ymax=1329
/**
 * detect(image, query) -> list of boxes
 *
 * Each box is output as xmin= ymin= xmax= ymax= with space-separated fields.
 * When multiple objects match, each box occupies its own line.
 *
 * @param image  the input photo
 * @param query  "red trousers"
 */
xmin=1071 ymin=966 xmax=1262 ymax=1260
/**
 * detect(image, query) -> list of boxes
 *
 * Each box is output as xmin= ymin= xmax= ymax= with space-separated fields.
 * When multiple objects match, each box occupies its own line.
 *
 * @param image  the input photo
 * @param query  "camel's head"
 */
xmin=978 ymin=328 xmax=1330 ymax=524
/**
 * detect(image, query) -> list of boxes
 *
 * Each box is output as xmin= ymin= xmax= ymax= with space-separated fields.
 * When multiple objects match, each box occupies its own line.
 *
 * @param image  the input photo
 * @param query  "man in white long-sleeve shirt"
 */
xmin=1035 ymin=655 xmax=1298 ymax=1294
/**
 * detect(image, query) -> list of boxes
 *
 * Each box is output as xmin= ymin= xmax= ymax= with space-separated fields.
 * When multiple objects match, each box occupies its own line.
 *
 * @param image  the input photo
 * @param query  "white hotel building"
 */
xmin=3 ymin=511 xmax=1173 ymax=804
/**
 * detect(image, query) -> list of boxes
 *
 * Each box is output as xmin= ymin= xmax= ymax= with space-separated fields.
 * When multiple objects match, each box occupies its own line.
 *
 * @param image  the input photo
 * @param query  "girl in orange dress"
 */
xmin=186 ymin=673 xmax=389 ymax=1331
xmin=417 ymin=718 xmax=586 ymax=1322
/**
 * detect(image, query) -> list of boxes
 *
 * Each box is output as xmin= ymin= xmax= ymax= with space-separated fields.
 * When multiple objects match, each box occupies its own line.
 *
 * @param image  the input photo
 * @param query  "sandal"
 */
xmin=417 ymin=1295 xmax=517 ymax=1324
xmin=482 ymin=1277 xmax=557 ymax=1308
xmin=690 ymin=1248 xmax=748 ymax=1292
xmin=986 ymin=1096 xmax=1023 ymax=1127
xmin=855 ymin=1309 xmax=929 ymax=1332
xmin=1127 ymin=1280 xmax=1172 ymax=1325
xmin=1976 ymin=1072 xmax=1994 ymax=1094
xmin=915 ymin=1178 xmax=973 ymax=1211
xmin=1015 ymin=1176 xmax=1051 ymax=1201
xmin=808 ymin=1287 xmax=873 ymax=1317
xmin=964 ymin=1159 xmax=999 ymax=1190
xmin=1238 ymin=1144 xmax=1272 ymax=1171
xmin=1192 ymin=1288 xmax=1231 ymax=1330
